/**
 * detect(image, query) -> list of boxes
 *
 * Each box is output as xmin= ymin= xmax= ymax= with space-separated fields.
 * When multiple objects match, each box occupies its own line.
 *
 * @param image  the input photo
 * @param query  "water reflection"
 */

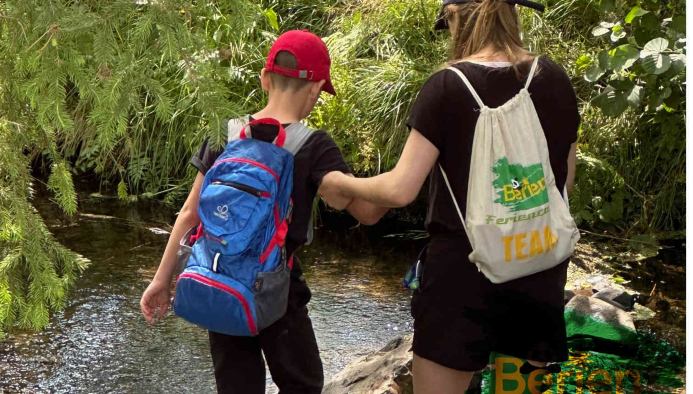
xmin=0 ymin=205 xmax=419 ymax=393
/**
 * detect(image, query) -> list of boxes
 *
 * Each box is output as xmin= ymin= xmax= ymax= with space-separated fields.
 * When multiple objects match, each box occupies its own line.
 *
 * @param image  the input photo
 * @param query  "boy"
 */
xmin=140 ymin=30 xmax=387 ymax=394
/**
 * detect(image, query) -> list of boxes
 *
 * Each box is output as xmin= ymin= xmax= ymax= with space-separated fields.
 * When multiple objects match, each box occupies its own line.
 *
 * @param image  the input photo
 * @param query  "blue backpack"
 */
xmin=173 ymin=117 xmax=314 ymax=336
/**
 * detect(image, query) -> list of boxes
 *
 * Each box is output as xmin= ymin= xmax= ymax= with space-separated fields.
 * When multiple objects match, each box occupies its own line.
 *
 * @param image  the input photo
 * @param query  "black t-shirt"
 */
xmin=190 ymin=120 xmax=351 ymax=265
xmin=407 ymin=58 xmax=580 ymax=238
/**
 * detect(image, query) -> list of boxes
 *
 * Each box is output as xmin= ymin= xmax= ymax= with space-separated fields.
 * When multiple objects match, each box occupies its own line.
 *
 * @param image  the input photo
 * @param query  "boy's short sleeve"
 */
xmin=303 ymin=131 xmax=351 ymax=187
xmin=190 ymin=138 xmax=224 ymax=175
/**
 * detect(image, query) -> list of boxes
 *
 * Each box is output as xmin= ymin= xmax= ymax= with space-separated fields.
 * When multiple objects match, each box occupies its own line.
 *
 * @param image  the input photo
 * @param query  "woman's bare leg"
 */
xmin=412 ymin=353 xmax=476 ymax=394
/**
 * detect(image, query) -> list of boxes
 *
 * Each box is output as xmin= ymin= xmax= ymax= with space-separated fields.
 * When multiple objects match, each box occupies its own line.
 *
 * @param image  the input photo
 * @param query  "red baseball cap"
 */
xmin=265 ymin=30 xmax=336 ymax=96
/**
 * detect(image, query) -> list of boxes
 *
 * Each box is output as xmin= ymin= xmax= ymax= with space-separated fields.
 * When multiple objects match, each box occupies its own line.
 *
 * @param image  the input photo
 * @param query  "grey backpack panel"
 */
xmin=226 ymin=117 xmax=316 ymax=245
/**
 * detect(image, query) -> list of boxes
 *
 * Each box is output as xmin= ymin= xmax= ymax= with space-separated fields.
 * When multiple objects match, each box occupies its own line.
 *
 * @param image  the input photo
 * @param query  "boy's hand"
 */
xmin=140 ymin=279 xmax=171 ymax=324
xmin=319 ymin=171 xmax=352 ymax=210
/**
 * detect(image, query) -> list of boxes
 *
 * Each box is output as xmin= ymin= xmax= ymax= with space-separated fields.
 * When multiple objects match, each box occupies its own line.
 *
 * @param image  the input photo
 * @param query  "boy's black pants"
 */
xmin=208 ymin=259 xmax=323 ymax=394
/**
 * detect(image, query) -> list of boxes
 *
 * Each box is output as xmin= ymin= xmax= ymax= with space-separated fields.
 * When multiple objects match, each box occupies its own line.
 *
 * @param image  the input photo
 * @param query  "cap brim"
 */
xmin=323 ymin=79 xmax=336 ymax=96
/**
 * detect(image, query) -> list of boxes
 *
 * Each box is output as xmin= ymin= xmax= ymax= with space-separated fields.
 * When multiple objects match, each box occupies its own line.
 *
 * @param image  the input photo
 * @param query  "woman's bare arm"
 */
xmin=321 ymin=130 xmax=439 ymax=208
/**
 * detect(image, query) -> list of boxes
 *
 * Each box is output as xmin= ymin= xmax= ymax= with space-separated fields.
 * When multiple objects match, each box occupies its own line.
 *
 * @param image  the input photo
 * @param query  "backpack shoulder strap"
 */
xmin=227 ymin=115 xmax=251 ymax=141
xmin=525 ymin=57 xmax=540 ymax=89
xmin=446 ymin=66 xmax=485 ymax=109
xmin=283 ymin=122 xmax=315 ymax=155
xmin=284 ymin=122 xmax=316 ymax=245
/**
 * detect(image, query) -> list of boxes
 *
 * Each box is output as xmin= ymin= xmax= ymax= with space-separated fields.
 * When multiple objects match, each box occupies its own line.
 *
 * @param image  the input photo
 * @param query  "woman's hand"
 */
xmin=319 ymin=171 xmax=353 ymax=210
xmin=329 ymin=130 xmax=439 ymax=208
xmin=140 ymin=279 xmax=171 ymax=324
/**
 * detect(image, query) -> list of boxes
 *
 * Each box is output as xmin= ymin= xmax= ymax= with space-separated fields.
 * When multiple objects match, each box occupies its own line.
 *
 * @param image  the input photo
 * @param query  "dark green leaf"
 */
xmin=641 ymin=39 xmax=672 ymax=74
xmin=610 ymin=44 xmax=640 ymax=71
xmin=592 ymin=87 xmax=629 ymax=117
xmin=668 ymin=53 xmax=686 ymax=75
xmin=598 ymin=50 xmax=611 ymax=70
xmin=634 ymin=27 xmax=656 ymax=46
xmin=599 ymin=0 xmax=616 ymax=13
xmin=642 ymin=53 xmax=672 ymax=74
xmin=639 ymin=12 xmax=660 ymax=31
xmin=625 ymin=6 xmax=648 ymax=23
xmin=584 ymin=64 xmax=605 ymax=82
xmin=670 ymin=15 xmax=686 ymax=33
xmin=642 ymin=38 xmax=670 ymax=54
xmin=609 ymin=79 xmax=634 ymax=90
xmin=662 ymin=86 xmax=672 ymax=98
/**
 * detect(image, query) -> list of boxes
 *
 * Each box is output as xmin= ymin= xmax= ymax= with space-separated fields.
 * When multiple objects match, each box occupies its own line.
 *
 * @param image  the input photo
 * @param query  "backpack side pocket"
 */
xmin=253 ymin=251 xmax=290 ymax=331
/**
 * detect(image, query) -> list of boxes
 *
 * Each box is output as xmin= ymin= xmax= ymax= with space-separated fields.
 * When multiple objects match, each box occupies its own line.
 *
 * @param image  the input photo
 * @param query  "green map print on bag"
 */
xmin=492 ymin=157 xmax=549 ymax=212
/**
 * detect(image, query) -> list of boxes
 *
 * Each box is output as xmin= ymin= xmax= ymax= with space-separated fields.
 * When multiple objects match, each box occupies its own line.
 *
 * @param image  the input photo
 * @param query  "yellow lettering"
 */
xmin=575 ymin=369 xmax=584 ymax=394
xmin=528 ymin=369 xmax=549 ymax=394
xmin=502 ymin=236 xmax=513 ymax=262
xmin=615 ymin=370 xmax=641 ymax=394
xmin=544 ymin=226 xmax=558 ymax=251
xmin=514 ymin=190 xmax=522 ymax=200
xmin=556 ymin=370 xmax=572 ymax=394
xmin=504 ymin=185 xmax=516 ymax=201
xmin=530 ymin=183 xmax=539 ymax=195
xmin=516 ymin=233 xmax=529 ymax=260
xmin=538 ymin=177 xmax=546 ymax=190
xmin=541 ymin=374 xmax=554 ymax=394
xmin=587 ymin=369 xmax=612 ymax=394
xmin=530 ymin=230 xmax=544 ymax=257
xmin=496 ymin=357 xmax=526 ymax=394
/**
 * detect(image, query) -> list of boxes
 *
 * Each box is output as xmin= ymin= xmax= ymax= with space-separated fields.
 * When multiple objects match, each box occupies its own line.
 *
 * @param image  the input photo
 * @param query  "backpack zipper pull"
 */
xmin=213 ymin=253 xmax=220 ymax=272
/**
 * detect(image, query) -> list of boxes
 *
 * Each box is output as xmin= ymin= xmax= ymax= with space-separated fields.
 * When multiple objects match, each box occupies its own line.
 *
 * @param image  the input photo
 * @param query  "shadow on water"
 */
xmin=0 ymin=195 xmax=423 ymax=394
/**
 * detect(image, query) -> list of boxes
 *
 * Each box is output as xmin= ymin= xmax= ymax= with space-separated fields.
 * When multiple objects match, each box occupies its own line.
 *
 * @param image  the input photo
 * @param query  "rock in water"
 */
xmin=322 ymin=335 xmax=414 ymax=394
xmin=593 ymin=287 xmax=636 ymax=311
xmin=565 ymin=295 xmax=638 ymax=355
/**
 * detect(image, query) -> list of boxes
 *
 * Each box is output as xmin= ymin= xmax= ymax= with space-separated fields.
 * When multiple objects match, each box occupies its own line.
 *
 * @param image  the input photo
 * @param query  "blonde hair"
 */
xmin=445 ymin=1 xmax=534 ymax=77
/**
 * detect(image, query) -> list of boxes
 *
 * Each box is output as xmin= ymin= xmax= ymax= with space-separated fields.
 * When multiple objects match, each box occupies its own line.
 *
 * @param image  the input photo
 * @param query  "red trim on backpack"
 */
xmin=288 ymin=254 xmax=294 ymax=269
xmin=273 ymin=204 xmax=280 ymax=228
xmin=178 ymin=272 xmax=258 ymax=335
xmin=239 ymin=118 xmax=287 ymax=148
xmin=276 ymin=220 xmax=289 ymax=248
xmin=260 ymin=191 xmax=271 ymax=198
xmin=211 ymin=158 xmax=280 ymax=186
xmin=189 ymin=223 xmax=203 ymax=244
xmin=246 ymin=118 xmax=286 ymax=148
xmin=260 ymin=237 xmax=277 ymax=264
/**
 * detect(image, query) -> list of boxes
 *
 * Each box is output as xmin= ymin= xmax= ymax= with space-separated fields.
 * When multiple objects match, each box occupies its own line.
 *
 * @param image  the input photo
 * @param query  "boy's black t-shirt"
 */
xmin=190 ymin=120 xmax=351 ymax=260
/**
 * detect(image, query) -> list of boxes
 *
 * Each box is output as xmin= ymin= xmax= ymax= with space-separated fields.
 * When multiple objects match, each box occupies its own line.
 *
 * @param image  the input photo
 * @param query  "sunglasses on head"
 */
xmin=434 ymin=0 xmax=546 ymax=30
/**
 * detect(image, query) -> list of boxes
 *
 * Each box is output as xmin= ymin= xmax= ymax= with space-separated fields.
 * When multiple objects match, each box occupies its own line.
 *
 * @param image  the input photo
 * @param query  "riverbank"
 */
xmin=0 ymin=190 xmax=685 ymax=393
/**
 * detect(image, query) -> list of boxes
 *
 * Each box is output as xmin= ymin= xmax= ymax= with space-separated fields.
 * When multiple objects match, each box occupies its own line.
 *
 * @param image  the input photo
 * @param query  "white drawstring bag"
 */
xmin=441 ymin=58 xmax=580 ymax=284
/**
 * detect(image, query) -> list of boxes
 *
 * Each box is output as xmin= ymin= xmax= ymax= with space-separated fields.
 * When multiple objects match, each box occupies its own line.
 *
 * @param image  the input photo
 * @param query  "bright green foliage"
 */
xmin=573 ymin=0 xmax=686 ymax=232
xmin=0 ymin=0 xmax=686 ymax=334
xmin=0 ymin=121 xmax=89 ymax=337
xmin=0 ymin=0 xmax=271 ymax=334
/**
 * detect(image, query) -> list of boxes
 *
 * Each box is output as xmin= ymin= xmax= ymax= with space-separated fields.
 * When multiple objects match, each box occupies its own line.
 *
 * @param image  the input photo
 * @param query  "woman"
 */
xmin=321 ymin=0 xmax=579 ymax=392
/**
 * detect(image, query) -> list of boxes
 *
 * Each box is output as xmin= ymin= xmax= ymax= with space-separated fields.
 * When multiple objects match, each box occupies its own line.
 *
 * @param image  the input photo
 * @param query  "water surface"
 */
xmin=0 ymin=200 xmax=420 ymax=393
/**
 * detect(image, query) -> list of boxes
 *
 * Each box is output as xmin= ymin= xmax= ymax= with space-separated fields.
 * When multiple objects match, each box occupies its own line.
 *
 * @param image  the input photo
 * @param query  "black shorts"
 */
xmin=411 ymin=235 xmax=569 ymax=371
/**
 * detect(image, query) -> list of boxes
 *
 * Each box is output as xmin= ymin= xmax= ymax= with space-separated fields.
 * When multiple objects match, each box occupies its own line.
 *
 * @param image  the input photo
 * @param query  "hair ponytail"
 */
xmin=445 ymin=0 xmax=533 ymax=78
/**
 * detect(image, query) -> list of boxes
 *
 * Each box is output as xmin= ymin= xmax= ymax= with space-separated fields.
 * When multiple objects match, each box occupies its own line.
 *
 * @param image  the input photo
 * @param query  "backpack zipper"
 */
xmin=211 ymin=180 xmax=268 ymax=198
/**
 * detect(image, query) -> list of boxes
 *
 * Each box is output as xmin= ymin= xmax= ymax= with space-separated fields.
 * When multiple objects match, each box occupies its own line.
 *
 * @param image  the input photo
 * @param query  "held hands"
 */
xmin=319 ymin=171 xmax=353 ymax=211
xmin=140 ymin=278 xmax=171 ymax=324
